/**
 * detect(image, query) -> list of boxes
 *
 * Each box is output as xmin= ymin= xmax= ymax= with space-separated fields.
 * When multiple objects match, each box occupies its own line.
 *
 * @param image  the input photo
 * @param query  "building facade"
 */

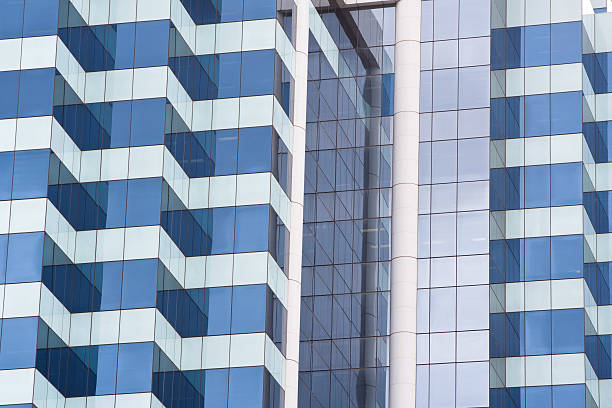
xmin=416 ymin=0 xmax=491 ymax=406
xmin=1 ymin=0 xmax=611 ymax=407
xmin=488 ymin=0 xmax=612 ymax=407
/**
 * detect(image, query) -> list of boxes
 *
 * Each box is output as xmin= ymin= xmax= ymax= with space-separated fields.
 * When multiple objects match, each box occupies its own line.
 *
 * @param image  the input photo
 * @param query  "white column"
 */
xmin=284 ymin=0 xmax=309 ymax=406
xmin=389 ymin=0 xmax=420 ymax=407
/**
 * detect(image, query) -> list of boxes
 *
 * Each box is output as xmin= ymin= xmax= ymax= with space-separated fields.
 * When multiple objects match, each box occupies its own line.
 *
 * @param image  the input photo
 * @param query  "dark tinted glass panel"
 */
xmin=113 ymin=23 xmax=136 ymax=69
xmin=205 ymin=287 xmax=232 ymax=335
xmin=121 ymin=260 xmax=158 ymax=309
xmin=524 ymin=24 xmax=550 ymax=67
xmin=217 ymin=53 xmax=242 ymax=98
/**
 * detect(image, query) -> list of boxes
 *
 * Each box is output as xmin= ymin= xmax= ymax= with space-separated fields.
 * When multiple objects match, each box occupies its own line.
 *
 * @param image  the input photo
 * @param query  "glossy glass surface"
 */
xmin=298 ymin=4 xmax=394 ymax=408
xmin=418 ymin=0 xmax=490 ymax=407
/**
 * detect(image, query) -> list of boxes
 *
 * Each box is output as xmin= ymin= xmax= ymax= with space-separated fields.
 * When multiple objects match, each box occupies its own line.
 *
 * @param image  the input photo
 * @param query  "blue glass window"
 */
xmin=507 ymin=27 xmax=524 ymax=69
xmin=526 ymin=386 xmax=551 ymax=408
xmin=594 ymin=121 xmax=612 ymax=162
xmin=130 ymin=98 xmax=166 ymax=146
xmin=525 ymin=311 xmax=551 ymax=355
xmin=134 ymin=21 xmax=169 ymax=68
xmin=524 ymin=24 xmax=550 ymax=67
xmin=552 ymin=309 xmax=584 ymax=354
xmin=243 ymin=0 xmax=276 ymax=20
xmin=228 ymin=367 xmax=264 ymax=408
xmin=23 ymin=0 xmax=58 ymax=37
xmin=12 ymin=149 xmax=49 ymax=199
xmin=205 ymin=287 xmax=232 ymax=335
xmin=582 ymin=53 xmax=597 ymax=92
xmin=551 ymin=22 xmax=581 ymax=65
xmin=0 ymin=153 xmax=13 ymax=200
xmin=203 ymin=369 xmax=229 ymax=407
xmin=241 ymin=50 xmax=275 ymax=96
xmin=490 ymin=29 xmax=506 ymax=70
xmin=311 ymin=371 xmax=331 ymax=407
xmin=553 ymin=385 xmax=584 ymax=408
xmin=210 ymin=129 xmax=238 ymax=176
xmin=183 ymin=0 xmax=218 ymax=24
xmin=0 ymin=0 xmax=24 ymax=39
xmin=6 ymin=232 xmax=43 ymax=284
xmin=113 ymin=23 xmax=136 ymax=69
xmin=85 ymin=25 xmax=111 ymax=71
xmin=116 ymin=342 xmax=153 ymax=394
xmin=432 ymin=68 xmax=458 ymax=111
xmin=524 ymin=165 xmax=550 ymax=208
xmin=508 ymin=312 xmax=522 ymax=355
xmin=551 ymin=92 xmax=581 ymax=135
xmin=551 ymin=163 xmax=582 ymax=206
xmin=19 ymin=69 xmax=54 ymax=117
xmin=235 ymin=205 xmax=270 ymax=253
xmin=193 ymin=55 xmax=215 ymax=100
xmin=237 ymin=127 xmax=272 ymax=173
xmin=98 ymin=261 xmax=122 ymax=311
xmin=491 ymin=98 xmax=505 ymax=138
xmin=0 ymin=71 xmax=20 ymax=119
xmin=0 ymin=317 xmax=37 ymax=369
xmin=382 ymin=74 xmax=394 ymax=116
xmin=0 ymin=235 xmax=7 ymax=284
xmin=231 ymin=285 xmax=267 ymax=334
xmin=497 ymin=166 xmax=521 ymax=210
xmin=94 ymin=344 xmax=118 ymax=395
xmin=217 ymin=53 xmax=242 ymax=98
xmin=104 ymin=180 xmax=127 ymax=228
xmin=525 ymin=94 xmax=550 ymax=137
xmin=551 ymin=235 xmax=583 ymax=279
xmin=109 ymin=101 xmax=131 ymax=148
xmin=218 ymin=0 xmax=243 ymax=22
xmin=209 ymin=207 xmax=235 ymax=254
xmin=505 ymin=96 xmax=524 ymax=139
xmin=126 ymin=178 xmax=161 ymax=227
xmin=489 ymin=313 xmax=505 ymax=357
xmin=595 ymin=54 xmax=612 ymax=94
xmin=525 ymin=237 xmax=550 ymax=281
xmin=121 ymin=260 xmax=158 ymax=309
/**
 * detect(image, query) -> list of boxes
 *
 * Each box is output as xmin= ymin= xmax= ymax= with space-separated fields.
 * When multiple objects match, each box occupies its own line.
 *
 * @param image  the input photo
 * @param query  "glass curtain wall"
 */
xmin=416 ymin=0 xmax=491 ymax=407
xmin=298 ymin=2 xmax=395 ymax=407
xmin=0 ymin=0 xmax=295 ymax=406
xmin=489 ymin=0 xmax=591 ymax=406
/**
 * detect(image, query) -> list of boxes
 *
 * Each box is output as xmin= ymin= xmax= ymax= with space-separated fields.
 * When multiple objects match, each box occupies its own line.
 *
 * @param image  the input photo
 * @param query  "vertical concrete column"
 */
xmin=389 ymin=0 xmax=420 ymax=407
xmin=284 ymin=0 xmax=309 ymax=406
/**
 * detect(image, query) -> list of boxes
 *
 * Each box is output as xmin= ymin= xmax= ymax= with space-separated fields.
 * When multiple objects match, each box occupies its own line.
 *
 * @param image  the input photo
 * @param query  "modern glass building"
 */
xmin=1 ymin=0 xmax=612 ymax=407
